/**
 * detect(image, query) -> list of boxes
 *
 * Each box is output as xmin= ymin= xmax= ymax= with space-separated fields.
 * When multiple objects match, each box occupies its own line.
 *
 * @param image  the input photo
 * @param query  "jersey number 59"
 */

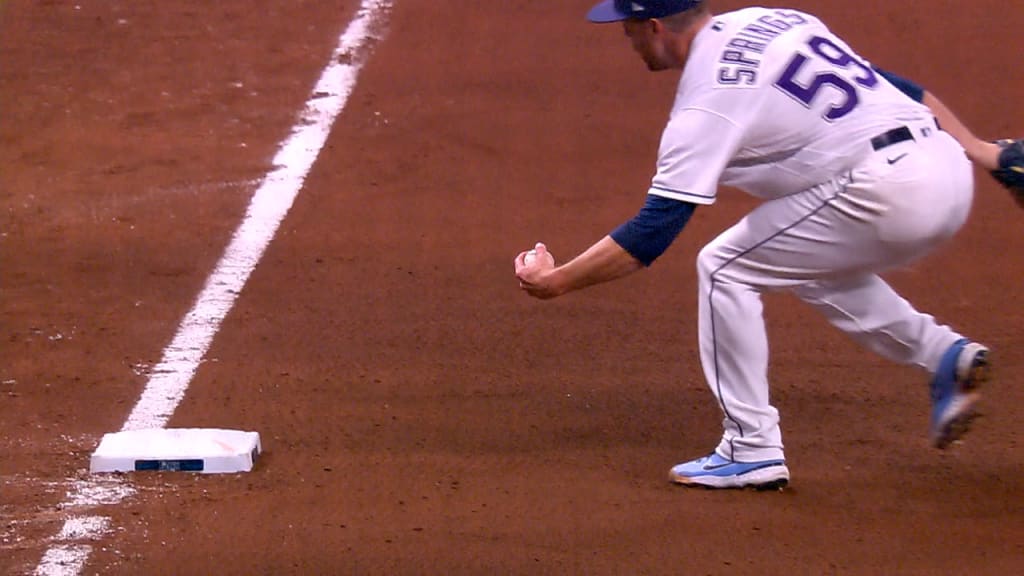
xmin=774 ymin=36 xmax=878 ymax=121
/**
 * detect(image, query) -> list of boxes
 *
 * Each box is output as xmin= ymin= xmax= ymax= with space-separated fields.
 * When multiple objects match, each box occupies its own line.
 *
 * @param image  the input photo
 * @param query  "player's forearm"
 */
xmin=874 ymin=67 xmax=1001 ymax=171
xmin=922 ymin=91 xmax=1000 ymax=170
xmin=518 ymin=195 xmax=694 ymax=298
xmin=548 ymin=235 xmax=644 ymax=295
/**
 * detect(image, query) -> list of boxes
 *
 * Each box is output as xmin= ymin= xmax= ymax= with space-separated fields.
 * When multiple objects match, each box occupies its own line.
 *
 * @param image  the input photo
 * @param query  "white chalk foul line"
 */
xmin=32 ymin=2 xmax=392 ymax=574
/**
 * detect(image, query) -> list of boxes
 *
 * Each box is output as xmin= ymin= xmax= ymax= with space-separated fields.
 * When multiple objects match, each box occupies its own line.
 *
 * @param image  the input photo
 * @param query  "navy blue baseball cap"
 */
xmin=587 ymin=0 xmax=703 ymax=23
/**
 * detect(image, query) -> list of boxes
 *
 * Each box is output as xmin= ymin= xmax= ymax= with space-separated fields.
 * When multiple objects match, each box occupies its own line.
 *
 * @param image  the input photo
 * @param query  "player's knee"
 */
xmin=696 ymin=243 xmax=723 ymax=281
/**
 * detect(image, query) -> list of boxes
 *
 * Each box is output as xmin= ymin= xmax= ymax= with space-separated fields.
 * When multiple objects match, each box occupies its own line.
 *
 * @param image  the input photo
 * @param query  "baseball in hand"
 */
xmin=521 ymin=242 xmax=550 ymax=267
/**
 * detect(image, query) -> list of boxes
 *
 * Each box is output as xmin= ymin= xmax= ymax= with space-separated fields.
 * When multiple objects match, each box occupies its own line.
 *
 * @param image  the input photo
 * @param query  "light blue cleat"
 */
xmin=930 ymin=339 xmax=989 ymax=448
xmin=669 ymin=452 xmax=789 ymax=490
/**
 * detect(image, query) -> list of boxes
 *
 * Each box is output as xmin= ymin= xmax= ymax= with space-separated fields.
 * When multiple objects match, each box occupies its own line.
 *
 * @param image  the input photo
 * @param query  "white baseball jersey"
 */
xmin=649 ymin=7 xmax=935 ymax=202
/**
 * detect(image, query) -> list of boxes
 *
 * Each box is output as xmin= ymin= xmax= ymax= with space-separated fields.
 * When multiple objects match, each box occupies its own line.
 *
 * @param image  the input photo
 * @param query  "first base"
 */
xmin=90 ymin=428 xmax=261 ymax=474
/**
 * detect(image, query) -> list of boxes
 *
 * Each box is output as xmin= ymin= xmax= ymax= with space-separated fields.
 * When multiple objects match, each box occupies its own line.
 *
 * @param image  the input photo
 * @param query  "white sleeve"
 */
xmin=648 ymin=108 xmax=744 ymax=205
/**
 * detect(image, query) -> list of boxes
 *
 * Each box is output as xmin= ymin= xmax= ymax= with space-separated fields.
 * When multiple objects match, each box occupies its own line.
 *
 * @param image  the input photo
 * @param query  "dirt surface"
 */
xmin=2 ymin=1 xmax=1022 ymax=574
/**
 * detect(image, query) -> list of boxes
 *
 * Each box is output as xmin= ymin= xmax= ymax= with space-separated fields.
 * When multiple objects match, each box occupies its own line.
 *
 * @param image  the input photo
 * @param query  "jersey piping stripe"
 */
xmin=707 ymin=174 xmax=851 ymax=459
xmin=649 ymin=186 xmax=716 ymax=204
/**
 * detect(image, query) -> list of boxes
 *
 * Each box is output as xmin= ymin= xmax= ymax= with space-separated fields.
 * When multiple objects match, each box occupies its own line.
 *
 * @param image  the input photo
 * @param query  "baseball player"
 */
xmin=514 ymin=0 xmax=992 ymax=489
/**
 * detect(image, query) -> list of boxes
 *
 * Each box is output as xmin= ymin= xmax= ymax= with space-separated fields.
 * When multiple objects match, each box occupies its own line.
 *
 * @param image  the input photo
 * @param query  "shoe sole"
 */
xmin=932 ymin=344 xmax=989 ymax=449
xmin=669 ymin=464 xmax=790 ymax=491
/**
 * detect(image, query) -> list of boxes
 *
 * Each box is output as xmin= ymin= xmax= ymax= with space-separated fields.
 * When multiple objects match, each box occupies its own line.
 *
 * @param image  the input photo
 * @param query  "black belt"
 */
xmin=870 ymin=126 xmax=914 ymax=151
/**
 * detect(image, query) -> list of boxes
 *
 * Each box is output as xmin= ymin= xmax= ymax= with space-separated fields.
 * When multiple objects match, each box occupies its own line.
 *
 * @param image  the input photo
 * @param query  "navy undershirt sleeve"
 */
xmin=610 ymin=195 xmax=697 ymax=266
xmin=872 ymin=66 xmax=925 ymax=103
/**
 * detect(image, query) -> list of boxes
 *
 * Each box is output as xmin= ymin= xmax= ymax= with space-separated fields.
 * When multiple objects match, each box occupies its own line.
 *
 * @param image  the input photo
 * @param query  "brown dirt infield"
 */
xmin=2 ymin=1 xmax=1022 ymax=574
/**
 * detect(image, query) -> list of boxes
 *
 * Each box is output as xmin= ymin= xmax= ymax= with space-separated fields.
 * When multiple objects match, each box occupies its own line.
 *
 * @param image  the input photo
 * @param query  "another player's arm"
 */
xmin=517 ymin=195 xmax=696 ymax=299
xmin=920 ymin=91 xmax=1001 ymax=170
xmin=874 ymin=66 xmax=1001 ymax=170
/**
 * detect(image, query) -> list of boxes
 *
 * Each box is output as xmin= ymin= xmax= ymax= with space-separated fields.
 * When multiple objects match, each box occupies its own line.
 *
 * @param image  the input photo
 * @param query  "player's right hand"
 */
xmin=515 ymin=242 xmax=558 ymax=299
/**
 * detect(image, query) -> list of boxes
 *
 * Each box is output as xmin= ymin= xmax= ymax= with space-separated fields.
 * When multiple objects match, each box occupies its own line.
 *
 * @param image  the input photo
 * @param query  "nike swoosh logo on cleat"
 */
xmin=887 ymin=153 xmax=909 ymax=165
xmin=702 ymin=462 xmax=732 ymax=471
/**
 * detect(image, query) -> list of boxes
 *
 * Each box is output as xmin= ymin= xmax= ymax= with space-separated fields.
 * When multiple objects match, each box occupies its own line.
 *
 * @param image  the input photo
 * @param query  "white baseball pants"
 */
xmin=696 ymin=123 xmax=974 ymax=462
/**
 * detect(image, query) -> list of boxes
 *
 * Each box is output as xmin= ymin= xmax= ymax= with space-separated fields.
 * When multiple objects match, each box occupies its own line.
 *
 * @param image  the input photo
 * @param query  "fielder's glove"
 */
xmin=990 ymin=139 xmax=1024 ymax=206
